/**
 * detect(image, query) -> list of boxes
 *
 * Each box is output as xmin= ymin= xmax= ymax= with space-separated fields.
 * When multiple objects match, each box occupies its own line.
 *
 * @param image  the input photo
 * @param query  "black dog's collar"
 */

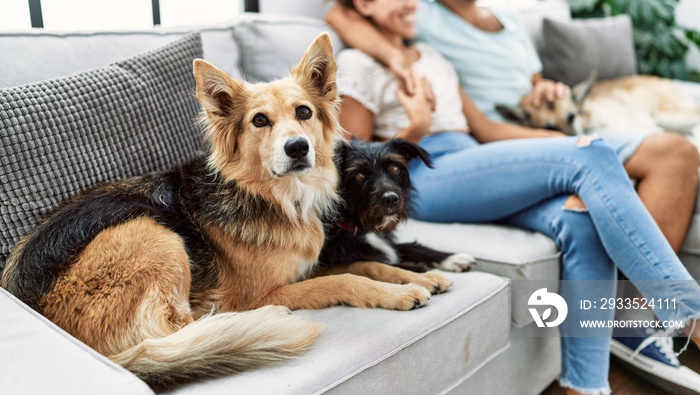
xmin=338 ymin=221 xmax=361 ymax=236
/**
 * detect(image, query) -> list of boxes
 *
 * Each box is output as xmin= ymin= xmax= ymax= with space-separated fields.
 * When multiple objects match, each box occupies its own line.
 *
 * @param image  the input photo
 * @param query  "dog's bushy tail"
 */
xmin=110 ymin=306 xmax=321 ymax=392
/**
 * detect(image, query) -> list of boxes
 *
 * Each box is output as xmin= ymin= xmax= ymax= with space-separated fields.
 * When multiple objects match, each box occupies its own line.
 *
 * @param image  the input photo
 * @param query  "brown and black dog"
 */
xmin=1 ymin=34 xmax=432 ymax=391
xmin=317 ymin=139 xmax=474 ymax=293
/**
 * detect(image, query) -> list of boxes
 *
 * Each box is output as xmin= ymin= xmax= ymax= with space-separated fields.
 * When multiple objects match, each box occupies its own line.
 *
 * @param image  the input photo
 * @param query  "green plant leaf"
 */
xmin=690 ymin=69 xmax=700 ymax=83
xmin=567 ymin=0 xmax=600 ymax=13
xmin=686 ymin=28 xmax=700 ymax=50
xmin=648 ymin=0 xmax=675 ymax=23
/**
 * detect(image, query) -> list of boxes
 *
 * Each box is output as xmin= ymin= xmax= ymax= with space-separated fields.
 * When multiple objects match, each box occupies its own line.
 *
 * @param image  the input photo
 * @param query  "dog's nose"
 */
xmin=284 ymin=137 xmax=309 ymax=159
xmin=382 ymin=192 xmax=400 ymax=207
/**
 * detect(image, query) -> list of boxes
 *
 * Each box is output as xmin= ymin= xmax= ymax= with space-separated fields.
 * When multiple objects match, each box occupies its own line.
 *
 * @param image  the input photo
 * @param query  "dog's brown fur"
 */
xmin=1 ymin=34 xmax=432 ymax=391
xmin=316 ymin=261 xmax=452 ymax=294
xmin=41 ymin=216 xmax=194 ymax=357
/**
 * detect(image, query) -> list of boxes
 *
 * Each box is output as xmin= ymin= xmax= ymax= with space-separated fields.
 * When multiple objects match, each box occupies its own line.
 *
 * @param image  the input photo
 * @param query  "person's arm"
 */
xmin=459 ymin=89 xmax=564 ymax=143
xmin=339 ymin=96 xmax=428 ymax=143
xmin=339 ymin=96 xmax=375 ymax=141
xmin=325 ymin=5 xmax=416 ymax=94
xmin=339 ymin=72 xmax=433 ymax=143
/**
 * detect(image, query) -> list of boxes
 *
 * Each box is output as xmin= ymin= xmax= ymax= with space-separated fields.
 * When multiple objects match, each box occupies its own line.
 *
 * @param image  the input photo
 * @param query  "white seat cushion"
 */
xmin=170 ymin=271 xmax=510 ymax=395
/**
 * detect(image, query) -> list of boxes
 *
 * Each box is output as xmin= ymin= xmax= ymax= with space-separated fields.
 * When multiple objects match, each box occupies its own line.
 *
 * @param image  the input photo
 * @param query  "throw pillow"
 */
xmin=233 ymin=13 xmax=345 ymax=82
xmin=0 ymin=33 xmax=203 ymax=268
xmin=541 ymin=15 xmax=637 ymax=87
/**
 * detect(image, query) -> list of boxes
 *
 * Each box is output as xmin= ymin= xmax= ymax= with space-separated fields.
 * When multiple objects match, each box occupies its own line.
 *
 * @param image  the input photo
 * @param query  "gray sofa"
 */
xmin=1 ymin=2 xmax=699 ymax=395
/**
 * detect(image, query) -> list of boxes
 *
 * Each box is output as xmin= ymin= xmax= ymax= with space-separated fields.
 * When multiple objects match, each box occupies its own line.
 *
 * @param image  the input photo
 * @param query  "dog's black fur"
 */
xmin=320 ymin=139 xmax=473 ymax=273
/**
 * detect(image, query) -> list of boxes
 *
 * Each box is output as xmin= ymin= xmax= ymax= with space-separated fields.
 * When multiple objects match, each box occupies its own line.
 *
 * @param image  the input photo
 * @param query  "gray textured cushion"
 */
xmin=169 ymin=271 xmax=510 ymax=395
xmin=395 ymin=219 xmax=560 ymax=327
xmin=541 ymin=15 xmax=637 ymax=86
xmin=0 ymin=26 xmax=238 ymax=89
xmin=0 ymin=288 xmax=154 ymax=395
xmin=232 ymin=13 xmax=345 ymax=82
xmin=0 ymin=33 xmax=203 ymax=268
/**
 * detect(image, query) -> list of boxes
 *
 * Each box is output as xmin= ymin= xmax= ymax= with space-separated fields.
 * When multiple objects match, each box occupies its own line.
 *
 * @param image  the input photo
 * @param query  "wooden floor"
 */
xmin=542 ymin=338 xmax=700 ymax=395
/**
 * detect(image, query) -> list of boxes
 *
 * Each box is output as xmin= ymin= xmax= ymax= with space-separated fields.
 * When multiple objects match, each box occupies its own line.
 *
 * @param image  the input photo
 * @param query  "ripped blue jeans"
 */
xmin=409 ymin=132 xmax=700 ymax=394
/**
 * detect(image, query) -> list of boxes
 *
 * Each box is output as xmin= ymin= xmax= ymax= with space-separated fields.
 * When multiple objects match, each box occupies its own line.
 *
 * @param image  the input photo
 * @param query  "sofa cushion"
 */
xmin=541 ymin=15 xmax=637 ymax=87
xmin=0 ymin=33 xmax=202 ymax=268
xmin=0 ymin=288 xmax=153 ymax=395
xmin=169 ymin=271 xmax=510 ymax=395
xmin=395 ymin=219 xmax=560 ymax=327
xmin=232 ymin=13 xmax=345 ymax=82
xmin=0 ymin=25 xmax=239 ymax=89
xmin=451 ymin=323 xmax=561 ymax=395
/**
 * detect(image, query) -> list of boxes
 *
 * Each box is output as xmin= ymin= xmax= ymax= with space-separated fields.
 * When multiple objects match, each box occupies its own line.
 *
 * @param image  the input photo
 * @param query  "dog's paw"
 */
xmin=378 ymin=283 xmax=431 ymax=310
xmin=438 ymin=253 xmax=476 ymax=272
xmin=412 ymin=270 xmax=452 ymax=294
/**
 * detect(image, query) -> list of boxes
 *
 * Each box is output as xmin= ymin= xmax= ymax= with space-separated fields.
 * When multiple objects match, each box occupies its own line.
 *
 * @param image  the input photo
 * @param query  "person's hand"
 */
xmin=386 ymin=52 xmax=436 ymax=111
xmin=526 ymin=79 xmax=570 ymax=107
xmin=396 ymin=69 xmax=434 ymax=140
xmin=387 ymin=50 xmax=415 ymax=95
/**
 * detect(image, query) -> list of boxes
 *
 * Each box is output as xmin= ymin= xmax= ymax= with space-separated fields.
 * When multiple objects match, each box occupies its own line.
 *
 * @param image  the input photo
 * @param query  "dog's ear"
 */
xmin=334 ymin=140 xmax=350 ymax=169
xmin=572 ymin=70 xmax=597 ymax=105
xmin=194 ymin=59 xmax=247 ymax=170
xmin=389 ymin=139 xmax=432 ymax=168
xmin=291 ymin=33 xmax=338 ymax=104
xmin=193 ymin=59 xmax=245 ymax=119
xmin=495 ymin=104 xmax=526 ymax=123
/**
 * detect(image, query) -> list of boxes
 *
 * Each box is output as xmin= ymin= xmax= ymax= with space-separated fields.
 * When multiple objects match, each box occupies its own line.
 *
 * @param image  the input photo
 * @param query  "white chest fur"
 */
xmin=364 ymin=232 xmax=399 ymax=265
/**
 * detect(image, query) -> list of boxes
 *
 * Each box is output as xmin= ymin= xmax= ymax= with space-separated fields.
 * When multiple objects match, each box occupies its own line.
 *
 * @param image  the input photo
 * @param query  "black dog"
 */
xmin=319 ymin=139 xmax=475 ymax=275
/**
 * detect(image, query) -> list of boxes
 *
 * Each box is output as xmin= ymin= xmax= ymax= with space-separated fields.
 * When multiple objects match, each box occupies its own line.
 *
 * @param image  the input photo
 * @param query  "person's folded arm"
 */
xmin=459 ymin=89 xmax=565 ymax=143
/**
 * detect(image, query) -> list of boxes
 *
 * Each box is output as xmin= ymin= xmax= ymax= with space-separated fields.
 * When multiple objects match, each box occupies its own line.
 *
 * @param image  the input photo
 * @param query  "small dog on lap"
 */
xmin=317 ymin=139 xmax=476 ymax=294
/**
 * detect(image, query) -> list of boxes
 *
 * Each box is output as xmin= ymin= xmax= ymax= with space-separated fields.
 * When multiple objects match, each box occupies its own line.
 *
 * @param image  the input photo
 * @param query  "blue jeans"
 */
xmin=409 ymin=132 xmax=700 ymax=394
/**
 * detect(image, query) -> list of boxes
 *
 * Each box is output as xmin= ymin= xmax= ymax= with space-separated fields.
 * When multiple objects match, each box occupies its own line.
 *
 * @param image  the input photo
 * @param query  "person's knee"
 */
xmin=647 ymin=133 xmax=698 ymax=171
xmin=674 ymin=135 xmax=700 ymax=173
xmin=663 ymin=132 xmax=697 ymax=156
xmin=626 ymin=133 xmax=699 ymax=181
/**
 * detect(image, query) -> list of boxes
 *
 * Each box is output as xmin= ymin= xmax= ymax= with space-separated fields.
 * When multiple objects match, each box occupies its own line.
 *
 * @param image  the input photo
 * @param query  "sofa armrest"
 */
xmin=0 ymin=288 xmax=153 ymax=395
